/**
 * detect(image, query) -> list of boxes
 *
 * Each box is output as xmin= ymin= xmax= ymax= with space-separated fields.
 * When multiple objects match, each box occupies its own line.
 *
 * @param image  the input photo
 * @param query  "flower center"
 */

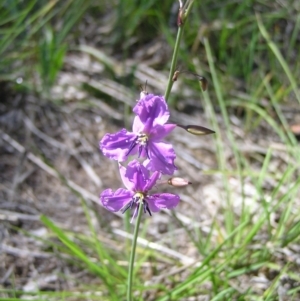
xmin=126 ymin=133 xmax=150 ymax=159
xmin=137 ymin=133 xmax=148 ymax=146
xmin=121 ymin=192 xmax=152 ymax=216
xmin=134 ymin=192 xmax=145 ymax=202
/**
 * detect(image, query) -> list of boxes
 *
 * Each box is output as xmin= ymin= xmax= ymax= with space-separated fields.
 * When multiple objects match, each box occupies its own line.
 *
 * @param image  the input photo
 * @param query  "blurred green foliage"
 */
xmin=1 ymin=0 xmax=299 ymax=103
xmin=0 ymin=0 xmax=90 ymax=93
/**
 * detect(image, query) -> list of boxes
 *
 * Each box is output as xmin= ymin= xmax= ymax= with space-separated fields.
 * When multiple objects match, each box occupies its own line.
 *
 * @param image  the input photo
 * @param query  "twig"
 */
xmin=1 ymin=244 xmax=51 ymax=258
xmin=9 ymin=150 xmax=27 ymax=202
xmin=113 ymin=228 xmax=197 ymax=265
xmin=1 ymin=131 xmax=100 ymax=204
xmin=0 ymin=209 xmax=39 ymax=222
xmin=24 ymin=117 xmax=102 ymax=187
xmin=0 ymin=264 xmax=14 ymax=284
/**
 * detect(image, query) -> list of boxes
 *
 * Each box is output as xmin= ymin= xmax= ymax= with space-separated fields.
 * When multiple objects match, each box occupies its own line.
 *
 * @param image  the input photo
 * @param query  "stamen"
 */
xmin=133 ymin=133 xmax=149 ymax=158
xmin=125 ymin=136 xmax=138 ymax=157
xmin=144 ymin=143 xmax=150 ymax=159
xmin=121 ymin=199 xmax=134 ymax=214
xmin=122 ymin=193 xmax=147 ymax=215
xmin=138 ymin=145 xmax=143 ymax=158
xmin=130 ymin=206 xmax=139 ymax=223
xmin=143 ymin=201 xmax=152 ymax=216
xmin=137 ymin=133 xmax=148 ymax=145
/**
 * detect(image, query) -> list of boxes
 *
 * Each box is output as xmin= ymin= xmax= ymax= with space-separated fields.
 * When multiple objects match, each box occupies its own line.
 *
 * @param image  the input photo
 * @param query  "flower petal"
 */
xmin=100 ymin=129 xmax=137 ymax=161
xmin=119 ymin=164 xmax=134 ymax=191
xmin=133 ymin=94 xmax=170 ymax=132
xmin=150 ymin=124 xmax=176 ymax=141
xmin=147 ymin=193 xmax=180 ymax=212
xmin=100 ymin=188 xmax=133 ymax=212
xmin=132 ymin=115 xmax=144 ymax=133
xmin=125 ymin=160 xmax=149 ymax=191
xmin=145 ymin=141 xmax=177 ymax=175
xmin=144 ymin=171 xmax=161 ymax=191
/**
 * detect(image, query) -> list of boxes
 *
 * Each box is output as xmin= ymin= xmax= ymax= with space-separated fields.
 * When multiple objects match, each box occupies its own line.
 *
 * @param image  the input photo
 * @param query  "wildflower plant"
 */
xmin=99 ymin=1 xmax=214 ymax=299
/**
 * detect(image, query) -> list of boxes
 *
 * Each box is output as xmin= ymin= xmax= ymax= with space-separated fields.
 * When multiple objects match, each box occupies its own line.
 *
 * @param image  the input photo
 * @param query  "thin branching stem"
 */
xmin=164 ymin=0 xmax=195 ymax=102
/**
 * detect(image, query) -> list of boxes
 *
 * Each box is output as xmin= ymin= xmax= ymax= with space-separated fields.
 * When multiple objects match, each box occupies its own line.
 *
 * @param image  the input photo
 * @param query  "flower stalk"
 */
xmin=164 ymin=0 xmax=195 ymax=102
xmin=97 ymin=2 xmax=211 ymax=300
xmin=164 ymin=26 xmax=184 ymax=102
xmin=127 ymin=202 xmax=144 ymax=301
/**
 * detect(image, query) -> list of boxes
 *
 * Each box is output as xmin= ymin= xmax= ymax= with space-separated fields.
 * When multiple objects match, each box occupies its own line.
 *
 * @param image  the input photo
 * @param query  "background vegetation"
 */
xmin=1 ymin=0 xmax=300 ymax=300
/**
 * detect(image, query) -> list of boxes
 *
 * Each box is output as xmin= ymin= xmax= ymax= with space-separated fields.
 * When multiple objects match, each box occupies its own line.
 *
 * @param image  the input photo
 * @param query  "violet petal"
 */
xmin=119 ymin=164 xmax=135 ymax=191
xmin=133 ymin=94 xmax=170 ymax=129
xmin=145 ymin=141 xmax=177 ymax=175
xmin=147 ymin=193 xmax=180 ymax=212
xmin=144 ymin=171 xmax=161 ymax=191
xmin=150 ymin=124 xmax=176 ymax=141
xmin=100 ymin=188 xmax=133 ymax=212
xmin=100 ymin=129 xmax=137 ymax=161
xmin=125 ymin=160 xmax=149 ymax=191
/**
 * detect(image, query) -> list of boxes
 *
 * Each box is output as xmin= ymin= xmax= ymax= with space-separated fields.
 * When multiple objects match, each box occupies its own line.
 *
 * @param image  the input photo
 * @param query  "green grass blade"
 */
xmin=256 ymin=13 xmax=300 ymax=104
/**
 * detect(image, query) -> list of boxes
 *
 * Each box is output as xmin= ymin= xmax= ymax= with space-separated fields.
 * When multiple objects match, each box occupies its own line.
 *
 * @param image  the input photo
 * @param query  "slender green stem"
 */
xmin=125 ymin=210 xmax=131 ymax=255
xmin=184 ymin=0 xmax=195 ymax=20
xmin=164 ymin=0 xmax=195 ymax=102
xmin=127 ymin=203 xmax=144 ymax=301
xmin=164 ymin=26 xmax=184 ymax=102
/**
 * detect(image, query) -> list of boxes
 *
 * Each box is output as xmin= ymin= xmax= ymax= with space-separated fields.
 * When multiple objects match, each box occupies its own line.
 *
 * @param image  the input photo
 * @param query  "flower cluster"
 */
xmin=99 ymin=93 xmax=213 ymax=219
xmin=100 ymin=94 xmax=177 ymax=175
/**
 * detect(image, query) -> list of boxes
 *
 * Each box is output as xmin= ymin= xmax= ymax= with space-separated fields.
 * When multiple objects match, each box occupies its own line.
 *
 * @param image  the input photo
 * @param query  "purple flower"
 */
xmin=100 ymin=160 xmax=180 ymax=220
xmin=100 ymin=94 xmax=177 ymax=175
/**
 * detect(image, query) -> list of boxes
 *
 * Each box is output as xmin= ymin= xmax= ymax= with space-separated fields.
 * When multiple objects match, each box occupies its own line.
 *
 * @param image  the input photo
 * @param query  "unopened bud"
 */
xmin=172 ymin=70 xmax=180 ymax=82
xmin=177 ymin=2 xmax=184 ymax=26
xmin=168 ymin=177 xmax=191 ymax=187
xmin=177 ymin=124 xmax=215 ymax=136
xmin=139 ymin=90 xmax=148 ymax=99
xmin=139 ymin=81 xmax=149 ymax=100
xmin=198 ymin=76 xmax=208 ymax=91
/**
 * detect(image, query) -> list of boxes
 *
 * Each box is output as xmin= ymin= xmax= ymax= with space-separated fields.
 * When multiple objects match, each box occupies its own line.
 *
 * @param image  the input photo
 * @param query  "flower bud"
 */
xmin=139 ymin=90 xmax=148 ymax=99
xmin=198 ymin=76 xmax=208 ymax=91
xmin=172 ymin=70 xmax=180 ymax=82
xmin=139 ymin=81 xmax=149 ymax=100
xmin=177 ymin=3 xmax=184 ymax=26
xmin=168 ymin=177 xmax=191 ymax=187
xmin=177 ymin=124 xmax=215 ymax=136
